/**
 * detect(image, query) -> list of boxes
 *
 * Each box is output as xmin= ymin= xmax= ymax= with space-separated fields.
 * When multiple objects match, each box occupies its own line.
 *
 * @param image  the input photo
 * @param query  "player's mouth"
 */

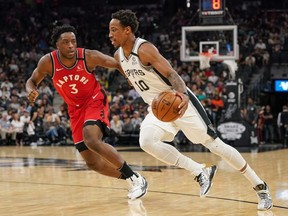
xmin=110 ymin=39 xmax=117 ymax=46
xmin=68 ymin=50 xmax=75 ymax=56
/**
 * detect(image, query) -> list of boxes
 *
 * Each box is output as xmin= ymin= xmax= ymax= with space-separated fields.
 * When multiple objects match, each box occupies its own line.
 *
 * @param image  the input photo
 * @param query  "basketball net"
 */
xmin=199 ymin=48 xmax=214 ymax=70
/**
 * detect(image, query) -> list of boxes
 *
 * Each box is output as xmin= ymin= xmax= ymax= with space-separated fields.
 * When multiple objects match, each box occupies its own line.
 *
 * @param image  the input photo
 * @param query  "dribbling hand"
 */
xmin=176 ymin=92 xmax=189 ymax=117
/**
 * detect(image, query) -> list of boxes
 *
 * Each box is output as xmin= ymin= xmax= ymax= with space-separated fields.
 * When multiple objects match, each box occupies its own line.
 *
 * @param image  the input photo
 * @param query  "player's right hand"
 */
xmin=27 ymin=89 xmax=39 ymax=102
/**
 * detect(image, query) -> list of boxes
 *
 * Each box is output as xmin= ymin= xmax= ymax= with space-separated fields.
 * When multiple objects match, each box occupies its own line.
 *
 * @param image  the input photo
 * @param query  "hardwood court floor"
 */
xmin=0 ymin=146 xmax=287 ymax=216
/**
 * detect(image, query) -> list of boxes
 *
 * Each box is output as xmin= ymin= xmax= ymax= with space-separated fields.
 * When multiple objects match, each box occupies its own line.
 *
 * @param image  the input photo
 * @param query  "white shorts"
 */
xmin=141 ymin=101 xmax=216 ymax=144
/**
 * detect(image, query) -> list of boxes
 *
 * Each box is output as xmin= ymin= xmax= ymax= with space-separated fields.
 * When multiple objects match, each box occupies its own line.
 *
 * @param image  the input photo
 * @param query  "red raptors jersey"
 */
xmin=51 ymin=48 xmax=101 ymax=107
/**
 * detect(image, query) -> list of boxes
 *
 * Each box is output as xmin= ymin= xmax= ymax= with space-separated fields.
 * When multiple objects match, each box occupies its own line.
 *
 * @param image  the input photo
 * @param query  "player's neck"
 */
xmin=122 ymin=36 xmax=136 ymax=58
xmin=58 ymin=52 xmax=77 ymax=68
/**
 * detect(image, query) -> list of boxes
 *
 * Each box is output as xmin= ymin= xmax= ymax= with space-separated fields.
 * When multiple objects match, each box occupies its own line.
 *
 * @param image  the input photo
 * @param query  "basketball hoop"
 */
xmin=199 ymin=52 xmax=214 ymax=70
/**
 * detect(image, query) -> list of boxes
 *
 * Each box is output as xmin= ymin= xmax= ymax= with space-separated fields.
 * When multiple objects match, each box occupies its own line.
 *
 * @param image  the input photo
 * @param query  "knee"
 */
xmin=139 ymin=134 xmax=154 ymax=152
xmin=204 ymin=137 xmax=224 ymax=154
xmin=83 ymin=127 xmax=102 ymax=151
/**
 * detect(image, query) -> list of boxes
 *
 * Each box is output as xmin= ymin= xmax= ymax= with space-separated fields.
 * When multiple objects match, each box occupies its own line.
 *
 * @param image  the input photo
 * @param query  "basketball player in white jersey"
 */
xmin=109 ymin=9 xmax=272 ymax=210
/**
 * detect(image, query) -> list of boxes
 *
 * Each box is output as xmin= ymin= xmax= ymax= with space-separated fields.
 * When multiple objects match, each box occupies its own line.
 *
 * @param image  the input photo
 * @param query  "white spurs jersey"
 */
xmin=119 ymin=38 xmax=173 ymax=105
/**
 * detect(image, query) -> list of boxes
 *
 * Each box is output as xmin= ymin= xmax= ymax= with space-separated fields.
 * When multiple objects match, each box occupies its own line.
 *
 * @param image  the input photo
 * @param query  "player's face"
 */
xmin=109 ymin=19 xmax=129 ymax=48
xmin=56 ymin=32 xmax=77 ymax=59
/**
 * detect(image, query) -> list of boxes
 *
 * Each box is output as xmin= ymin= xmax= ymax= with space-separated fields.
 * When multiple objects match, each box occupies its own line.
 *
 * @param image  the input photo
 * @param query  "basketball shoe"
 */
xmin=127 ymin=173 xmax=148 ymax=200
xmin=254 ymin=182 xmax=273 ymax=210
xmin=194 ymin=165 xmax=217 ymax=197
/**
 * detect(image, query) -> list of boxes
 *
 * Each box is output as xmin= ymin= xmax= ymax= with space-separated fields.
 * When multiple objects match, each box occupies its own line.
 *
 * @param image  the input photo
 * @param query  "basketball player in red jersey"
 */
xmin=25 ymin=25 xmax=147 ymax=200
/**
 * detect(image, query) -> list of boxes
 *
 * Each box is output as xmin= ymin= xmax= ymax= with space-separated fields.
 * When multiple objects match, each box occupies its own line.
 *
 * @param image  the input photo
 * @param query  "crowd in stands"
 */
xmin=1 ymin=1 xmax=288 ymax=147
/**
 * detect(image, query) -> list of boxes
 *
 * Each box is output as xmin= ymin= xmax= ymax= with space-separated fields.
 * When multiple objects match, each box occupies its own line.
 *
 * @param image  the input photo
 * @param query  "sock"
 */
xmin=176 ymin=153 xmax=205 ymax=176
xmin=241 ymin=163 xmax=264 ymax=187
xmin=118 ymin=174 xmax=127 ymax=180
xmin=118 ymin=161 xmax=135 ymax=179
xmin=204 ymin=138 xmax=264 ymax=188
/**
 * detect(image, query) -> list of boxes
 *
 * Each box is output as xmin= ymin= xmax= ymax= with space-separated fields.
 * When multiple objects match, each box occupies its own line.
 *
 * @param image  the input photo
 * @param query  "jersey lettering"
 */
xmin=55 ymin=75 xmax=89 ymax=88
xmin=125 ymin=69 xmax=145 ymax=78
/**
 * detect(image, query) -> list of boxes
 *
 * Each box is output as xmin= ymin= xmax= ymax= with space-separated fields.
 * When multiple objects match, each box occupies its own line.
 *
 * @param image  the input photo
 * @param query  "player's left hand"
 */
xmin=176 ymin=92 xmax=189 ymax=117
xmin=27 ymin=89 xmax=39 ymax=103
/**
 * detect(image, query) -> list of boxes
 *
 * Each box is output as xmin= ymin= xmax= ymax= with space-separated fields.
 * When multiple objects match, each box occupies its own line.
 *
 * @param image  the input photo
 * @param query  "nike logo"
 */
xmin=121 ymin=59 xmax=125 ymax=62
xmin=56 ymin=68 xmax=64 ymax=71
xmin=92 ymin=93 xmax=99 ymax=99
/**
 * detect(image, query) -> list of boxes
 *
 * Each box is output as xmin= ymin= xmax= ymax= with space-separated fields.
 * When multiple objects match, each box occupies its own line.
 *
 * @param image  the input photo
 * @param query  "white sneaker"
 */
xmin=127 ymin=173 xmax=148 ymax=200
xmin=254 ymin=182 xmax=273 ymax=210
xmin=194 ymin=165 xmax=217 ymax=198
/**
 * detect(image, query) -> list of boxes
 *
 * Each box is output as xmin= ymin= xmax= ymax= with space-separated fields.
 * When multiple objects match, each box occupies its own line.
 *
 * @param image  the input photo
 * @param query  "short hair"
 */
xmin=51 ymin=25 xmax=77 ymax=46
xmin=111 ymin=9 xmax=139 ymax=34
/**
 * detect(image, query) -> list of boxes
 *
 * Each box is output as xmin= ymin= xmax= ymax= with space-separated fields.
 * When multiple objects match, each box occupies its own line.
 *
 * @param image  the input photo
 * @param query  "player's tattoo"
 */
xmin=167 ymin=72 xmax=187 ymax=93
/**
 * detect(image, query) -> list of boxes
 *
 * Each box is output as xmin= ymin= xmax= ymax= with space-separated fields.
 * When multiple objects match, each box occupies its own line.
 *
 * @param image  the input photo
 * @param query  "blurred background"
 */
xmin=1 ymin=0 xmax=288 ymax=150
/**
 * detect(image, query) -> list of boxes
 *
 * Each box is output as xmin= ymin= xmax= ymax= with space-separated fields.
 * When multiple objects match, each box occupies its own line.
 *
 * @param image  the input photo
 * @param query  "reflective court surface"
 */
xmin=0 ymin=146 xmax=287 ymax=216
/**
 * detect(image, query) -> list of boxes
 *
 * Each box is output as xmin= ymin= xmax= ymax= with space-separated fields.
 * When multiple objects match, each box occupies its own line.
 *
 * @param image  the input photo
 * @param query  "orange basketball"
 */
xmin=152 ymin=91 xmax=182 ymax=122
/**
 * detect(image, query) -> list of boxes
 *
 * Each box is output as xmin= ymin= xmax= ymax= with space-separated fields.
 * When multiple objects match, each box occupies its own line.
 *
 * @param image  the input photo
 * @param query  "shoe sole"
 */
xmin=201 ymin=165 xmax=217 ymax=198
xmin=129 ymin=178 xmax=148 ymax=200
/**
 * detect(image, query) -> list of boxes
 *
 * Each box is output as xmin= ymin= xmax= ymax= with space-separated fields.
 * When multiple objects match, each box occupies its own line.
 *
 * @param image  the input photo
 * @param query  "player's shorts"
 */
xmin=141 ymin=90 xmax=217 ymax=144
xmin=67 ymin=90 xmax=110 ymax=145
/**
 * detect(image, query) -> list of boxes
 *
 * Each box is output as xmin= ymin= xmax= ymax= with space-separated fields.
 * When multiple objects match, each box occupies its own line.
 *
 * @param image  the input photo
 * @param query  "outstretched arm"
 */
xmin=26 ymin=54 xmax=51 ymax=102
xmin=85 ymin=49 xmax=123 ymax=73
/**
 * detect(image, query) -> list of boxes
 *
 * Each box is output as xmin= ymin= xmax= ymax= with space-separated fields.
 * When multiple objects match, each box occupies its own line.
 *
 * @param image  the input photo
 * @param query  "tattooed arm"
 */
xmin=138 ymin=42 xmax=189 ymax=116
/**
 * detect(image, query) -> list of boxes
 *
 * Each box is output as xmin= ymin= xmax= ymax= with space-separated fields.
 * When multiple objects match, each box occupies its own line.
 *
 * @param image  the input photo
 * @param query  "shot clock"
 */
xmin=199 ymin=0 xmax=225 ymax=17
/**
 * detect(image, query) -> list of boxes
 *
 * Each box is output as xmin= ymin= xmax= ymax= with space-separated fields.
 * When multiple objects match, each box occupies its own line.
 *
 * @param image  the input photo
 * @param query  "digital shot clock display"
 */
xmin=199 ymin=0 xmax=225 ymax=17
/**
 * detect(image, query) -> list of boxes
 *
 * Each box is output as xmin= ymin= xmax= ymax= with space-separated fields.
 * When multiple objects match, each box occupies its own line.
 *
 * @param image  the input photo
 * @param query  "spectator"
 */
xmin=263 ymin=105 xmax=274 ymax=143
xmin=256 ymin=107 xmax=265 ymax=145
xmin=277 ymin=105 xmax=288 ymax=146
xmin=131 ymin=111 xmax=143 ymax=134
xmin=20 ymin=109 xmax=36 ymax=143
xmin=43 ymin=107 xmax=61 ymax=145
xmin=243 ymin=97 xmax=258 ymax=126
xmin=10 ymin=112 xmax=24 ymax=146
xmin=110 ymin=114 xmax=124 ymax=145
xmin=122 ymin=113 xmax=134 ymax=134
xmin=0 ymin=113 xmax=14 ymax=145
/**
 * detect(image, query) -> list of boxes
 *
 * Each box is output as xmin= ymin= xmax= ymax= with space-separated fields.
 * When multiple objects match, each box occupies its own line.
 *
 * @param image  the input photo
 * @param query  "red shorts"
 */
xmin=67 ymin=94 xmax=110 ymax=144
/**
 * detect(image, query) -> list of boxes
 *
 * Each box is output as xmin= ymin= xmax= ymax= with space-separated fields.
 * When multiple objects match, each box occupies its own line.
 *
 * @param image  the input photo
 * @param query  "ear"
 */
xmin=125 ymin=26 xmax=132 ymax=34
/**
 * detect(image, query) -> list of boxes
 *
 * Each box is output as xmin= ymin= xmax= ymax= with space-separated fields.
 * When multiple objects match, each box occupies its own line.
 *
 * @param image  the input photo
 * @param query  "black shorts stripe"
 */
xmin=75 ymin=141 xmax=88 ymax=152
xmin=187 ymin=89 xmax=218 ymax=139
xmin=83 ymin=120 xmax=110 ymax=137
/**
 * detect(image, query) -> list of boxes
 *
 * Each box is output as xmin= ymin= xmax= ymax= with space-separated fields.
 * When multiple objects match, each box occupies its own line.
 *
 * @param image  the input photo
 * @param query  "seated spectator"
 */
xmin=204 ymin=81 xmax=215 ymax=99
xmin=207 ymin=70 xmax=219 ymax=84
xmin=245 ymin=53 xmax=256 ymax=67
xmin=10 ymin=112 xmax=25 ymax=146
xmin=43 ymin=107 xmax=61 ymax=144
xmin=122 ymin=113 xmax=134 ymax=134
xmin=38 ymin=81 xmax=53 ymax=99
xmin=57 ymin=104 xmax=71 ymax=141
xmin=1 ymin=77 xmax=13 ymax=91
xmin=109 ymin=114 xmax=124 ymax=145
xmin=0 ymin=113 xmax=15 ymax=145
xmin=131 ymin=111 xmax=143 ymax=134
xmin=211 ymin=94 xmax=224 ymax=126
xmin=20 ymin=109 xmax=36 ymax=143
xmin=254 ymin=39 xmax=267 ymax=51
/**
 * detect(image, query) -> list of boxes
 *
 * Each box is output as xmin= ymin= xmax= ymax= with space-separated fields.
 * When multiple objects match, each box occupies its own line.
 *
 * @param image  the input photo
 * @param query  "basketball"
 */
xmin=152 ymin=91 xmax=182 ymax=122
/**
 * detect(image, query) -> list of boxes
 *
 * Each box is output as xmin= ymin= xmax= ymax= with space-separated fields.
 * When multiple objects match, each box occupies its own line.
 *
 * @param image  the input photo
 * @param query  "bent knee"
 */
xmin=139 ymin=135 xmax=154 ymax=151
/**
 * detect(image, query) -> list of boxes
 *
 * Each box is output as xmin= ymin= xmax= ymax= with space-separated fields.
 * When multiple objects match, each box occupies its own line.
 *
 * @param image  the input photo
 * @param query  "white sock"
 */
xmin=241 ymin=163 xmax=264 ymax=187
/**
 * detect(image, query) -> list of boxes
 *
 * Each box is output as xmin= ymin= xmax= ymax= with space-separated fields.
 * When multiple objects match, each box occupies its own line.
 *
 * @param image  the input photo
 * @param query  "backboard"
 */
xmin=180 ymin=25 xmax=238 ymax=62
